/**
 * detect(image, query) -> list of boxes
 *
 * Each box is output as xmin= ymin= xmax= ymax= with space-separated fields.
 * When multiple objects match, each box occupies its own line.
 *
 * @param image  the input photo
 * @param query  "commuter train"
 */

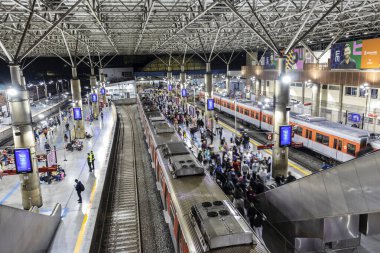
xmin=137 ymin=92 xmax=269 ymax=253
xmin=198 ymin=91 xmax=375 ymax=163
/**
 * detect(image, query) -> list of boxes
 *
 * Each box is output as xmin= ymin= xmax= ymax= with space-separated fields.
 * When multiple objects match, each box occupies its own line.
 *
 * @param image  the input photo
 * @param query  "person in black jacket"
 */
xmin=75 ymin=179 xmax=84 ymax=203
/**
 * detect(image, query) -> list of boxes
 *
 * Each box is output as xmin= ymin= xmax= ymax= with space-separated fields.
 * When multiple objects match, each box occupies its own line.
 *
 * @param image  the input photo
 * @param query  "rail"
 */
xmin=97 ymin=106 xmax=142 ymax=252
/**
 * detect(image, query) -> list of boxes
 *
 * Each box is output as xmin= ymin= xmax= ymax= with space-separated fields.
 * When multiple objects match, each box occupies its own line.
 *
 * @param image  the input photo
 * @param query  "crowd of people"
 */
xmin=150 ymin=90 xmax=298 ymax=237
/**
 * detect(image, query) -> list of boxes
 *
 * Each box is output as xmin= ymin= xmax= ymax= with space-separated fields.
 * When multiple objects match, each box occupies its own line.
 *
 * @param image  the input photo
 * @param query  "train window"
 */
xmin=268 ymin=117 xmax=272 ymax=125
xmin=255 ymin=113 xmax=259 ymax=120
xmin=360 ymin=138 xmax=367 ymax=149
xmin=294 ymin=126 xmax=303 ymax=136
xmin=334 ymin=139 xmax=343 ymax=150
xmin=338 ymin=140 xmax=342 ymax=151
xmin=333 ymin=139 xmax=337 ymax=149
xmin=316 ymin=133 xmax=329 ymax=145
xmin=227 ymin=103 xmax=230 ymax=109
xmin=263 ymin=115 xmax=267 ymax=122
xmin=251 ymin=111 xmax=255 ymax=118
xmin=306 ymin=129 xmax=312 ymax=139
xmin=347 ymin=143 xmax=356 ymax=156
xmin=236 ymin=106 xmax=240 ymax=112
xmin=244 ymin=109 xmax=249 ymax=116
xmin=170 ymin=203 xmax=176 ymax=224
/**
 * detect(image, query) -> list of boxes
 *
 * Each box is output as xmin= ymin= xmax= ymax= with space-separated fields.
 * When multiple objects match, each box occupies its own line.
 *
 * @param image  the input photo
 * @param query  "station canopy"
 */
xmin=0 ymin=0 xmax=379 ymax=61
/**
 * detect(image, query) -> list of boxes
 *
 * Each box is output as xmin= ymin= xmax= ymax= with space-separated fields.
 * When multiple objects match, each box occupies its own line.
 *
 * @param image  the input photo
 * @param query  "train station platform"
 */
xmin=0 ymin=95 xmax=69 ymax=144
xmin=179 ymin=111 xmax=311 ymax=181
xmin=0 ymin=104 xmax=117 ymax=253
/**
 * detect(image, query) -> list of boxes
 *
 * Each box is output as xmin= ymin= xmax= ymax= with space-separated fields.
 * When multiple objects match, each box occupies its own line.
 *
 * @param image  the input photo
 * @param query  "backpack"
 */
xmin=80 ymin=182 xmax=85 ymax=192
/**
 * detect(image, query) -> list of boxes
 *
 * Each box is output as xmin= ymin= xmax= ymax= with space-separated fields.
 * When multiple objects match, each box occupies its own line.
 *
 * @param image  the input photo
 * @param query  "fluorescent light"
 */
xmin=281 ymin=75 xmax=291 ymax=84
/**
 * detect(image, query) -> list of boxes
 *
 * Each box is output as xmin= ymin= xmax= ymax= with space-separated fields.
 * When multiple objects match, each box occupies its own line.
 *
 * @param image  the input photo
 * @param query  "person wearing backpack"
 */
xmin=75 ymin=179 xmax=85 ymax=203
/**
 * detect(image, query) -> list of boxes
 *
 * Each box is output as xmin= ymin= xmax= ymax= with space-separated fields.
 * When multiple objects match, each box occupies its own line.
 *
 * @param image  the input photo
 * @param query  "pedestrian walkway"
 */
xmin=0 ymin=104 xmax=117 ymax=253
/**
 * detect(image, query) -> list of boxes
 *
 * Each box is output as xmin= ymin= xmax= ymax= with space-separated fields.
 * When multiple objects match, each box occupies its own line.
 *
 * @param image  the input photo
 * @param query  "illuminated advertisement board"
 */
xmin=73 ymin=107 xmax=82 ymax=120
xmin=100 ymin=87 xmax=106 ymax=95
xmin=331 ymin=40 xmax=362 ymax=69
xmin=181 ymin=88 xmax=187 ymax=97
xmin=14 ymin=148 xmax=33 ymax=174
xmin=279 ymin=125 xmax=292 ymax=147
xmin=207 ymin=99 xmax=214 ymax=110
xmin=168 ymin=84 xmax=173 ymax=91
xmin=361 ymin=38 xmax=380 ymax=69
xmin=91 ymin=94 xmax=98 ymax=102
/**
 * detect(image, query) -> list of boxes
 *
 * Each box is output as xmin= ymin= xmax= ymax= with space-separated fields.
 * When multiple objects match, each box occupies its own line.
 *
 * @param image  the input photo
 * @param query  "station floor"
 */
xmin=180 ymin=115 xmax=311 ymax=180
xmin=0 ymin=104 xmax=117 ymax=253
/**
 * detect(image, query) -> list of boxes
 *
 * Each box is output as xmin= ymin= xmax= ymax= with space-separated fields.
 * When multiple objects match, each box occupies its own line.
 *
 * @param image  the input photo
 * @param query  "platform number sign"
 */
xmin=91 ymin=94 xmax=98 ymax=102
xmin=73 ymin=107 xmax=82 ymax=120
xmin=14 ymin=148 xmax=33 ymax=174
xmin=279 ymin=125 xmax=292 ymax=147
xmin=100 ymin=87 xmax=106 ymax=95
xmin=207 ymin=99 xmax=214 ymax=110
xmin=181 ymin=88 xmax=187 ymax=97
xmin=168 ymin=84 xmax=173 ymax=91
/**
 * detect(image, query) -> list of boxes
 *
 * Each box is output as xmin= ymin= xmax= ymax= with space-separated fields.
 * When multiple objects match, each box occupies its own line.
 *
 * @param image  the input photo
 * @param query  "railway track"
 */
xmin=99 ymin=106 xmax=142 ymax=253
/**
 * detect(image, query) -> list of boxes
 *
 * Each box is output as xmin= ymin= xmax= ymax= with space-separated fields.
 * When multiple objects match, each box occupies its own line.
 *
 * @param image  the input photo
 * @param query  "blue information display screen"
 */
xmin=91 ymin=94 xmax=98 ymax=102
xmin=73 ymin=107 xmax=82 ymax=120
xmin=181 ymin=88 xmax=187 ymax=97
xmin=348 ymin=113 xmax=361 ymax=123
xmin=14 ymin=148 xmax=33 ymax=174
xmin=168 ymin=84 xmax=172 ymax=91
xmin=279 ymin=125 xmax=292 ymax=147
xmin=100 ymin=87 xmax=106 ymax=95
xmin=207 ymin=99 xmax=215 ymax=110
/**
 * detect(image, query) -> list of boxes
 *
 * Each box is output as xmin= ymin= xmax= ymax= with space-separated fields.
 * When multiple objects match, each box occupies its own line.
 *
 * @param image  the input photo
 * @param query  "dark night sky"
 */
xmin=0 ymin=52 xmax=247 ymax=86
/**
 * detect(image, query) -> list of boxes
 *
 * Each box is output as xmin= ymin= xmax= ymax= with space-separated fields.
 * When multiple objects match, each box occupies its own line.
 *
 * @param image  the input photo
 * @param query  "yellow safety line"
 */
xmin=74 ymin=180 xmax=97 ymax=253
xmin=218 ymin=121 xmax=311 ymax=176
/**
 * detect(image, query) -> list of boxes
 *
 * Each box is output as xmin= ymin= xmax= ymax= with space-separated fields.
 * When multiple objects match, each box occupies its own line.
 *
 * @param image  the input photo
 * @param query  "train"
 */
xmin=137 ymin=92 xmax=270 ymax=253
xmin=198 ymin=91 xmax=378 ymax=163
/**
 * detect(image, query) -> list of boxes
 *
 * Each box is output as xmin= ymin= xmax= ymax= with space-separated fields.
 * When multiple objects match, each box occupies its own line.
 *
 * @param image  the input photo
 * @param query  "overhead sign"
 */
xmin=91 ymin=94 xmax=98 ymax=102
xmin=168 ymin=84 xmax=173 ymax=91
xmin=331 ymin=40 xmax=362 ymax=69
xmin=73 ymin=107 xmax=82 ymax=120
xmin=279 ymin=125 xmax=292 ymax=147
xmin=348 ymin=113 xmax=361 ymax=123
xmin=100 ymin=87 xmax=106 ymax=95
xmin=14 ymin=148 xmax=33 ymax=174
xmin=181 ymin=88 xmax=187 ymax=97
xmin=361 ymin=38 xmax=380 ymax=69
xmin=207 ymin=99 xmax=214 ymax=110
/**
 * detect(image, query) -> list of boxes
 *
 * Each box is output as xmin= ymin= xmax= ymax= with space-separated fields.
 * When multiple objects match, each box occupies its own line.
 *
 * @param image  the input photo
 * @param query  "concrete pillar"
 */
xmin=99 ymin=68 xmax=107 ymax=106
xmin=90 ymin=73 xmax=99 ymax=118
xmin=338 ymin=84 xmax=344 ymax=123
xmin=263 ymin=80 xmax=267 ymax=97
xmin=19 ymin=70 xmax=26 ymax=88
xmin=257 ymin=79 xmax=262 ymax=96
xmin=226 ymin=64 xmax=231 ymax=96
xmin=71 ymin=67 xmax=85 ymax=139
xmin=272 ymin=58 xmax=290 ymax=178
xmin=204 ymin=62 xmax=214 ymax=132
xmin=44 ymin=84 xmax=48 ymax=98
xmin=301 ymin=82 xmax=306 ymax=104
xmin=9 ymin=64 xmax=42 ymax=209
xmin=312 ymin=83 xmax=321 ymax=117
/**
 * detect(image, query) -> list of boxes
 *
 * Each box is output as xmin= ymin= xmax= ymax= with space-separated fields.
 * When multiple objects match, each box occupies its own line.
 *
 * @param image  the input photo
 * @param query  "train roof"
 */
xmin=138 ymin=94 xmax=270 ymax=253
xmin=214 ymin=94 xmax=370 ymax=141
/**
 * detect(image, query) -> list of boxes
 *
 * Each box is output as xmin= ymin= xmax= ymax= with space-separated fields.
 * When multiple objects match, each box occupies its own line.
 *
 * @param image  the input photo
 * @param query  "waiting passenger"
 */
xmin=286 ymin=171 xmax=296 ymax=184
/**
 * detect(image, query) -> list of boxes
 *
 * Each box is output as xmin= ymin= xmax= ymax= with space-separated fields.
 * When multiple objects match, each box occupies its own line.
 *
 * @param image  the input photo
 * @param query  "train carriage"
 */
xmin=137 ymin=93 xmax=270 ymax=253
xmin=199 ymin=91 xmax=372 ymax=163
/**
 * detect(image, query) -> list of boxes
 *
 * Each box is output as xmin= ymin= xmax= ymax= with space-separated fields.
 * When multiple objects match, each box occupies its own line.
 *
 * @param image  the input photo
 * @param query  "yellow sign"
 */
xmin=361 ymin=38 xmax=380 ymax=69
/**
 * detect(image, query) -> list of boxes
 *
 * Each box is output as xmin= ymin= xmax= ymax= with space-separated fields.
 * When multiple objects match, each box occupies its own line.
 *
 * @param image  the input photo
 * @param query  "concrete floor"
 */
xmin=0 ymin=104 xmax=117 ymax=253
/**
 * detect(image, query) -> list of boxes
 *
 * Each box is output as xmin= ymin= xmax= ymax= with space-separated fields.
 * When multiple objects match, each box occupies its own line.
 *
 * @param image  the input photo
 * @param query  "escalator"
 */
xmin=256 ymin=150 xmax=380 ymax=252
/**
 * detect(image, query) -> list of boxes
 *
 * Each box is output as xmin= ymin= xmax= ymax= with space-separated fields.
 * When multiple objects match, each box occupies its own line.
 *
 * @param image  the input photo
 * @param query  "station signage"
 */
xmin=100 ymin=87 xmax=106 ymax=95
xmin=207 ymin=99 xmax=214 ymax=111
xmin=279 ymin=125 xmax=292 ymax=147
xmin=348 ymin=113 xmax=361 ymax=123
xmin=91 ymin=94 xmax=98 ymax=102
xmin=181 ymin=88 xmax=187 ymax=97
xmin=168 ymin=84 xmax=173 ymax=91
xmin=14 ymin=148 xmax=33 ymax=174
xmin=73 ymin=107 xmax=82 ymax=120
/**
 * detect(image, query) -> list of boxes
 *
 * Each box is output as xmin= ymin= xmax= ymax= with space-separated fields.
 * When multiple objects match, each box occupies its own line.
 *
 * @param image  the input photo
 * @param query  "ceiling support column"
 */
xmin=9 ymin=64 xmax=42 ymax=209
